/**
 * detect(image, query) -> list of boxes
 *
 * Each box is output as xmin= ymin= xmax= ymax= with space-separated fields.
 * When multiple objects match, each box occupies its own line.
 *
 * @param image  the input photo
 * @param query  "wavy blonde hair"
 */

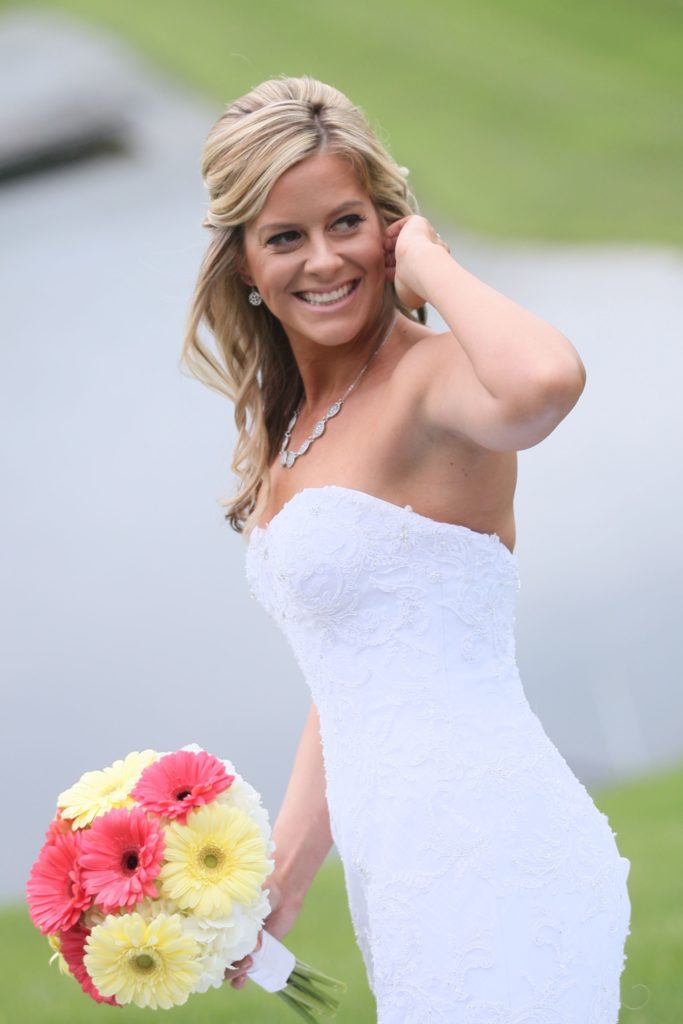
xmin=180 ymin=75 xmax=425 ymax=540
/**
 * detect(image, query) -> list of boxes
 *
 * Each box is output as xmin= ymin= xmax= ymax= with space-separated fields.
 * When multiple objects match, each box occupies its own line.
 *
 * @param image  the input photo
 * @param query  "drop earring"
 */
xmin=248 ymin=288 xmax=263 ymax=307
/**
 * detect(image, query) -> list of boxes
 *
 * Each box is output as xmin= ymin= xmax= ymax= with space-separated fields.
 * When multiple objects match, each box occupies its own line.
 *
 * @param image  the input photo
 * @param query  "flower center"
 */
xmin=122 ymin=850 xmax=139 ymax=873
xmin=200 ymin=845 xmax=225 ymax=872
xmin=175 ymin=789 xmax=192 ymax=801
xmin=132 ymin=952 xmax=156 ymax=973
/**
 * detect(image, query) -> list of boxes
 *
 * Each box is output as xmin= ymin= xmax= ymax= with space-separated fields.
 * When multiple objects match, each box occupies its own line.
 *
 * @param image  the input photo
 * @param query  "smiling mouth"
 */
xmin=294 ymin=279 xmax=360 ymax=306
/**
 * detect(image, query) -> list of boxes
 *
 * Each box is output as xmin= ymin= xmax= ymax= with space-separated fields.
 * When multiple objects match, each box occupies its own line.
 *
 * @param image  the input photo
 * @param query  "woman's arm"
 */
xmin=385 ymin=217 xmax=587 ymax=451
xmin=269 ymin=701 xmax=335 ymax=910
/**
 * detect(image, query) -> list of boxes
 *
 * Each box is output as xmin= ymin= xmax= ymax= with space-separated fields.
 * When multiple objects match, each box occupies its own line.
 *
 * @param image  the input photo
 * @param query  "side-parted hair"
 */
xmin=180 ymin=75 xmax=424 ymax=539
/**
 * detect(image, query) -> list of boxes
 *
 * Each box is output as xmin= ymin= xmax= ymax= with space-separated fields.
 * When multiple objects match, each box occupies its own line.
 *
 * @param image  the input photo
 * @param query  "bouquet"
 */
xmin=26 ymin=744 xmax=346 ymax=1019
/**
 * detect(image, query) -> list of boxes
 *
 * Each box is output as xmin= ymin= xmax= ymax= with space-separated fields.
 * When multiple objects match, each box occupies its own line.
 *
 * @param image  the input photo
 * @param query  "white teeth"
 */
xmin=299 ymin=281 xmax=356 ymax=305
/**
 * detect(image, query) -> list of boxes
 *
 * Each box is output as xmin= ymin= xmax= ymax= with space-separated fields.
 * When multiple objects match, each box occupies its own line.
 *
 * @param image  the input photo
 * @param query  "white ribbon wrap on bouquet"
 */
xmin=245 ymin=930 xmax=296 ymax=992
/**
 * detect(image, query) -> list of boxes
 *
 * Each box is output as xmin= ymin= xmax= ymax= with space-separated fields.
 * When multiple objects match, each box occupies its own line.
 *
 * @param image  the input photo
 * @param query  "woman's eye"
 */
xmin=334 ymin=214 xmax=365 ymax=231
xmin=265 ymin=215 xmax=364 ymax=247
xmin=267 ymin=230 xmax=300 ymax=247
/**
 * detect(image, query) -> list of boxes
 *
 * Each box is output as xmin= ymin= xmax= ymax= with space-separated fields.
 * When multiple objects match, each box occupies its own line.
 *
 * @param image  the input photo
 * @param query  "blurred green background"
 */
xmin=3 ymin=0 xmax=682 ymax=244
xmin=2 ymin=1 xmax=682 ymax=1021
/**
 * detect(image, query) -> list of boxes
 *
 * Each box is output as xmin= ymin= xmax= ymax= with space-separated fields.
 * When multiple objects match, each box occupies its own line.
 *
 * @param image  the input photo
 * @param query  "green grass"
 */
xmin=4 ymin=760 xmax=683 ymax=1022
xmin=3 ymin=0 xmax=682 ymax=245
xmin=593 ymin=759 xmax=683 ymax=1023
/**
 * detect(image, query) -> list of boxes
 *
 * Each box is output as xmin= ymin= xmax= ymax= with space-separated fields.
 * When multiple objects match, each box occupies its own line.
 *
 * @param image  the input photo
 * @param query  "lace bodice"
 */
xmin=245 ymin=485 xmax=631 ymax=1023
xmin=247 ymin=483 xmax=519 ymax=668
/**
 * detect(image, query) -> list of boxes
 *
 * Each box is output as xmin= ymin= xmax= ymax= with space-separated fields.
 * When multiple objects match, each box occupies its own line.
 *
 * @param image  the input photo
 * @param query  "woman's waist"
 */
xmin=320 ymin=718 xmax=625 ymax=880
xmin=290 ymin=635 xmax=520 ymax=694
xmin=303 ymin=654 xmax=526 ymax=714
xmin=314 ymin=676 xmax=550 ymax=775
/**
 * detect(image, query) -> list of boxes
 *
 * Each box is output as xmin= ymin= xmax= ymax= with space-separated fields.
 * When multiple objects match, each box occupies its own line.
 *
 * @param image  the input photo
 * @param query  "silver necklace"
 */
xmin=279 ymin=311 xmax=398 ymax=468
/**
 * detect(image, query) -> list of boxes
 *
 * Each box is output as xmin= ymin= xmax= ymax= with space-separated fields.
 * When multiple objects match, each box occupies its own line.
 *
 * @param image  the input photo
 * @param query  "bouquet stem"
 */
xmin=275 ymin=959 xmax=348 ymax=1021
xmin=247 ymin=932 xmax=347 ymax=1021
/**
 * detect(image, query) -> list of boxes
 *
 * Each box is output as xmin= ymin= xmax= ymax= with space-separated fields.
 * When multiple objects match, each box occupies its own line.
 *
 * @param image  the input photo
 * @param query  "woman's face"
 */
xmin=241 ymin=152 xmax=388 ymax=350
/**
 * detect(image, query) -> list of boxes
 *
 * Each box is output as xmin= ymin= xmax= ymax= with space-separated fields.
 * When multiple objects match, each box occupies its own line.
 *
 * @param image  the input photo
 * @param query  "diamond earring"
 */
xmin=248 ymin=288 xmax=263 ymax=307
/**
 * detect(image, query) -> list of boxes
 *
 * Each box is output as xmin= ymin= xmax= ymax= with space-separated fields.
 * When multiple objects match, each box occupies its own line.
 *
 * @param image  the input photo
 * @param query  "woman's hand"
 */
xmin=384 ymin=215 xmax=451 ymax=309
xmin=223 ymin=876 xmax=302 ymax=990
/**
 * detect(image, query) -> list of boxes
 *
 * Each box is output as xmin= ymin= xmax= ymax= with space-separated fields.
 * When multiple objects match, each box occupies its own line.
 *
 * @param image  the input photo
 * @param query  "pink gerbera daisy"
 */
xmin=80 ymin=807 xmax=165 ymax=913
xmin=44 ymin=810 xmax=71 ymax=846
xmin=131 ymin=750 xmax=234 ymax=823
xmin=59 ymin=924 xmax=119 ymax=1005
xmin=27 ymin=829 xmax=91 ymax=935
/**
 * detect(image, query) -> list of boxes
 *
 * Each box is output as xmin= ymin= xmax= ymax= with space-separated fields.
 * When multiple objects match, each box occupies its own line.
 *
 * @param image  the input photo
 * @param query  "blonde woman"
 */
xmin=182 ymin=76 xmax=631 ymax=1022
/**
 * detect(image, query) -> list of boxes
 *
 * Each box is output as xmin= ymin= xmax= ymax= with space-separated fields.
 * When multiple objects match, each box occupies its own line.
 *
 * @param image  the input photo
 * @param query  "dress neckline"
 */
xmin=250 ymin=484 xmax=518 ymax=563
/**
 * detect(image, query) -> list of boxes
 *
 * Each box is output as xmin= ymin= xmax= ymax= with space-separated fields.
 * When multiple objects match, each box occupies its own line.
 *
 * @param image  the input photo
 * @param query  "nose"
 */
xmin=303 ymin=232 xmax=345 ymax=279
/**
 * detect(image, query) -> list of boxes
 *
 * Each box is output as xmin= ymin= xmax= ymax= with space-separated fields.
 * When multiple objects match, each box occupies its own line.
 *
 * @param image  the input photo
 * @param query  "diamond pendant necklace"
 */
xmin=279 ymin=311 xmax=398 ymax=469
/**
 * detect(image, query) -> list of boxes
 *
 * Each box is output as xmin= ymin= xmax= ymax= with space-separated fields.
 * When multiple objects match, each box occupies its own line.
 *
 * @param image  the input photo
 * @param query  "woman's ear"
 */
xmin=237 ymin=251 xmax=255 ymax=288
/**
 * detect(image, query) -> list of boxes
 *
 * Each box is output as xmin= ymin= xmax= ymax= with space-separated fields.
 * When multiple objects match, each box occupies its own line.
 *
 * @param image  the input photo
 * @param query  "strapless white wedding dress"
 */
xmin=245 ymin=485 xmax=631 ymax=1023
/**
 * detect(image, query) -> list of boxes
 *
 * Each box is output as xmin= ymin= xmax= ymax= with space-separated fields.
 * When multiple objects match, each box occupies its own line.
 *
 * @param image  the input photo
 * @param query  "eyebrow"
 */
xmin=257 ymin=200 xmax=366 ymax=239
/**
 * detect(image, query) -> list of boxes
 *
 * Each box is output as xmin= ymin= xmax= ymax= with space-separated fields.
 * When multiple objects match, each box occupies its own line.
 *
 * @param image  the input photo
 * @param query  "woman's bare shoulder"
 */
xmin=389 ymin=323 xmax=487 ymax=443
xmin=389 ymin=321 xmax=564 ymax=454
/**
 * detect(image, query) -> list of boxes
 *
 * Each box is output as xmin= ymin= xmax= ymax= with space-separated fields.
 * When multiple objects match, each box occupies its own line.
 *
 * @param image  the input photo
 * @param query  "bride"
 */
xmin=182 ymin=76 xmax=631 ymax=1021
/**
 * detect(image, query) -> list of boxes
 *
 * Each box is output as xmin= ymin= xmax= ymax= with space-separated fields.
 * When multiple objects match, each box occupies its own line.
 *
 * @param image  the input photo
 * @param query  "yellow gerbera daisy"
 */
xmin=84 ymin=912 xmax=201 ymax=1009
xmin=58 ymin=750 xmax=160 ymax=829
xmin=159 ymin=802 xmax=271 ymax=918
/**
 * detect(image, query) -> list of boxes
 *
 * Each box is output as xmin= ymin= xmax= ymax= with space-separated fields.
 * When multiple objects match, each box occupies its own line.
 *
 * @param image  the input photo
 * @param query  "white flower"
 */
xmin=194 ymin=949 xmax=229 ymax=992
xmin=239 ymin=887 xmax=272 ymax=928
xmin=397 ymin=165 xmax=410 ymax=178
xmin=184 ymin=889 xmax=269 ymax=949
xmin=216 ymin=773 xmax=273 ymax=847
xmin=180 ymin=742 xmax=205 ymax=756
xmin=183 ymin=900 xmax=268 ymax=991
xmin=193 ymin=930 xmax=238 ymax=992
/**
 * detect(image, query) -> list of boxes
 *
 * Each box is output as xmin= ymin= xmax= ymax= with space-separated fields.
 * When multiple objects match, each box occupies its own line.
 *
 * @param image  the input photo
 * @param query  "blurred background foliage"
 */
xmin=3 ymin=0 xmax=682 ymax=244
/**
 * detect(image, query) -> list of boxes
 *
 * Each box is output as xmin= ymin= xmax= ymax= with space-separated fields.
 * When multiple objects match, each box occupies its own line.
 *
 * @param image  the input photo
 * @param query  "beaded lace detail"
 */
xmin=245 ymin=486 xmax=631 ymax=1023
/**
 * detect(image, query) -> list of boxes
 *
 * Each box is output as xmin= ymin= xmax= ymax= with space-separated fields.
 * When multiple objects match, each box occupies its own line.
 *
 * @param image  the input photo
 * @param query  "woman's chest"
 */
xmin=259 ymin=359 xmax=516 ymax=544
